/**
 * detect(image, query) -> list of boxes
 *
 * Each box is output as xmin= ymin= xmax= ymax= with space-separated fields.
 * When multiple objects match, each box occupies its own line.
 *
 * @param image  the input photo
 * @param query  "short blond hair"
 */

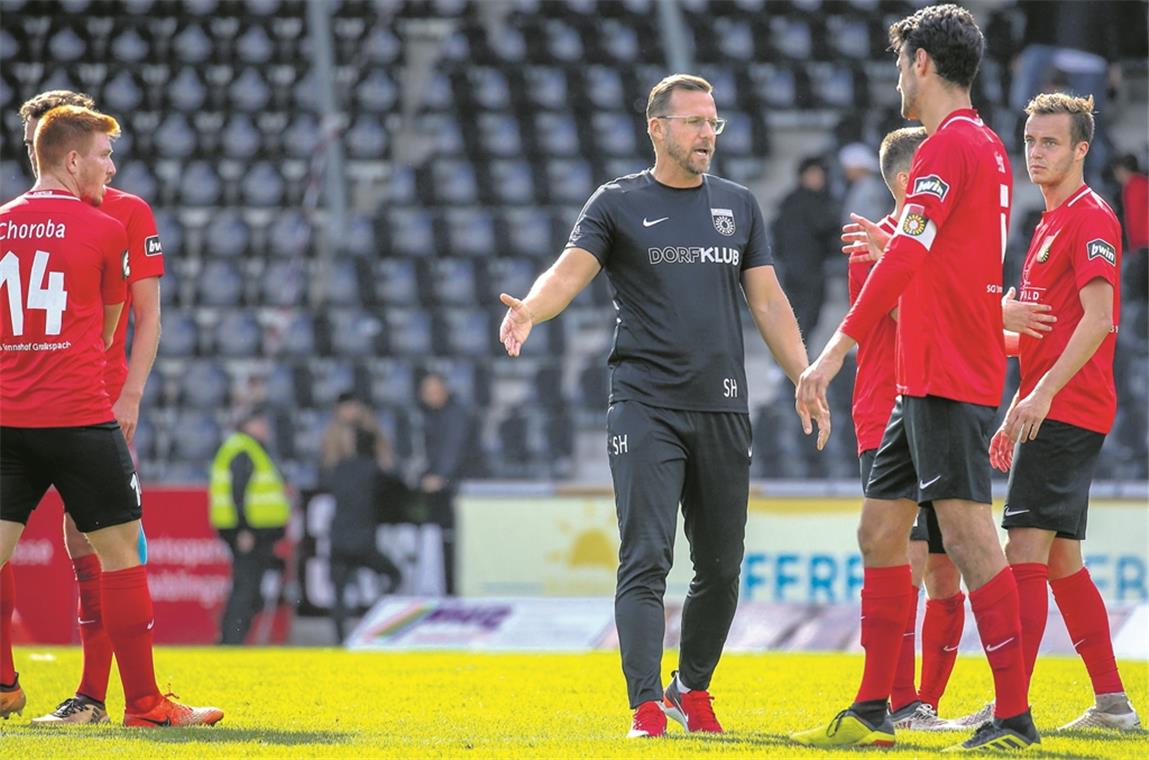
xmin=646 ymin=74 xmax=713 ymax=120
xmin=878 ymin=127 xmax=928 ymax=188
xmin=34 ymin=105 xmax=120 ymax=170
xmin=1025 ymin=92 xmax=1095 ymax=146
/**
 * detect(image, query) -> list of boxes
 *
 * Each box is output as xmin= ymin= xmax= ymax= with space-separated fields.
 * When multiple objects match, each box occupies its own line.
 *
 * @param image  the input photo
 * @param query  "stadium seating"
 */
xmin=0 ymin=0 xmax=1142 ymax=488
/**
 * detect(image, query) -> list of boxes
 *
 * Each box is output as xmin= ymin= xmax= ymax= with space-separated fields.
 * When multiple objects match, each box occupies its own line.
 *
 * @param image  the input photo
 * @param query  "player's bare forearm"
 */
xmin=742 ymin=266 xmax=808 ymax=385
xmin=120 ymin=278 xmax=161 ymax=401
xmin=102 ymin=303 xmax=124 ymax=349
xmin=522 ymin=248 xmax=601 ymax=324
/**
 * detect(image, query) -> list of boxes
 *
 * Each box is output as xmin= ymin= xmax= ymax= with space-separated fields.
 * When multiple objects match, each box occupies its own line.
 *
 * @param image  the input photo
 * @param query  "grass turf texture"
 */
xmin=2 ymin=648 xmax=1146 ymax=758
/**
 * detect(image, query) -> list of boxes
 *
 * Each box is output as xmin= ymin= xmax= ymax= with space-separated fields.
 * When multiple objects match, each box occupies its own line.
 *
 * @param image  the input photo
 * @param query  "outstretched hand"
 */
xmin=1001 ymin=287 xmax=1056 ymax=338
xmin=498 ymin=293 xmax=534 ymax=357
xmin=841 ymin=213 xmax=890 ymax=264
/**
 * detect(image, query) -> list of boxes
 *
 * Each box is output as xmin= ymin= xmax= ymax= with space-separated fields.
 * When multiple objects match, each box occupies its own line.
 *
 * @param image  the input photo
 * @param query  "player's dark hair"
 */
xmin=878 ymin=127 xmax=928 ymax=189
xmin=797 ymin=155 xmax=826 ymax=177
xmin=19 ymin=89 xmax=96 ymax=122
xmin=1111 ymin=153 xmax=1140 ymax=173
xmin=888 ymin=4 xmax=983 ymax=90
xmin=1025 ymin=92 xmax=1095 ymax=147
xmin=646 ymin=74 xmax=713 ymax=120
xmin=34 ymin=105 xmax=120 ymax=170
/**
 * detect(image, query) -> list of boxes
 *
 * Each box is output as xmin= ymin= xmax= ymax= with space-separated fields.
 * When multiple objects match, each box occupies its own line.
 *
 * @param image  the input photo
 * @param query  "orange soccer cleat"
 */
xmin=123 ymin=693 xmax=224 ymax=728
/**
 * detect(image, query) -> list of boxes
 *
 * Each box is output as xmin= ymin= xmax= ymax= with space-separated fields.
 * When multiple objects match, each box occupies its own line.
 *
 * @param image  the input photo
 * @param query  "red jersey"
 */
xmin=1018 ymin=184 xmax=1121 ymax=434
xmin=842 ymin=109 xmax=1011 ymax=407
xmin=0 ymin=189 xmax=128 ymax=427
xmin=1122 ymin=172 xmax=1147 ymax=250
xmin=848 ymin=213 xmax=899 ymax=454
xmin=100 ymin=187 xmax=165 ymax=401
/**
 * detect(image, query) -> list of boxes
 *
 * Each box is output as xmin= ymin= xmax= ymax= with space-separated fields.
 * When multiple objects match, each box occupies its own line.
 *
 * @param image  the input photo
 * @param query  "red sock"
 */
xmin=1011 ymin=562 xmax=1049 ymax=686
xmin=969 ymin=567 xmax=1029 ymax=718
xmin=73 ymin=554 xmax=113 ymax=703
xmin=854 ymin=565 xmax=913 ymax=704
xmin=1 ymin=562 xmax=15 ymax=686
xmin=101 ymin=566 xmax=163 ymax=714
xmin=918 ymin=591 xmax=965 ymax=710
xmin=890 ymin=586 xmax=920 ymax=711
xmin=1050 ymin=568 xmax=1124 ymax=695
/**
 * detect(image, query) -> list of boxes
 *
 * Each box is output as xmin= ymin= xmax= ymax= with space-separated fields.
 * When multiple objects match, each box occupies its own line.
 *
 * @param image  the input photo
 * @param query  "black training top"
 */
xmin=566 ymin=170 xmax=773 ymax=414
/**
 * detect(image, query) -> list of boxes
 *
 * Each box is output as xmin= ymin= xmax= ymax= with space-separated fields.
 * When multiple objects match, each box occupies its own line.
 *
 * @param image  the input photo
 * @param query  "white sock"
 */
xmin=676 ymin=674 xmax=692 ymax=693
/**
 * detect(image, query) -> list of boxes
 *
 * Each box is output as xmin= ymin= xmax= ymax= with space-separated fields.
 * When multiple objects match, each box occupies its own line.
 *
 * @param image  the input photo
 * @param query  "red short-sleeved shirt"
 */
xmin=1018 ymin=185 xmax=1122 ymax=434
xmin=848 ymin=214 xmax=899 ymax=454
xmin=100 ymin=187 xmax=165 ymax=401
xmin=843 ymin=109 xmax=1011 ymax=407
xmin=0 ymin=189 xmax=128 ymax=427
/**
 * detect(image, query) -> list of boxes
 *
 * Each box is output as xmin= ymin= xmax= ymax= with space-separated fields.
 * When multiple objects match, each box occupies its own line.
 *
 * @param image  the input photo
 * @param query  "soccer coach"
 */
xmin=498 ymin=74 xmax=812 ymax=738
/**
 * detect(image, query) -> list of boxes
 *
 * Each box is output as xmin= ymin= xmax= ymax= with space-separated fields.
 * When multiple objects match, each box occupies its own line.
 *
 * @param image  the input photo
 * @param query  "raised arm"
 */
xmin=499 ymin=247 xmax=601 ymax=357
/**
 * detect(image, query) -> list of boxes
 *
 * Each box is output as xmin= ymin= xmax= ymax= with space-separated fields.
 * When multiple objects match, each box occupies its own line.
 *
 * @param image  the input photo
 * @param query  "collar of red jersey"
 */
xmin=25 ymin=189 xmax=80 ymax=200
xmin=938 ymin=108 xmax=982 ymax=131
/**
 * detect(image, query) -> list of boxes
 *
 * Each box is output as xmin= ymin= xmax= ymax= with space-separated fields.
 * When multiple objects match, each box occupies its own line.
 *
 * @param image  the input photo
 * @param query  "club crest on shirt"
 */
xmin=1087 ymin=238 xmax=1117 ymax=265
xmin=912 ymin=174 xmax=950 ymax=202
xmin=1036 ymin=231 xmax=1058 ymax=263
xmin=711 ymin=207 xmax=735 ymax=237
xmin=902 ymin=211 xmax=928 ymax=236
xmin=144 ymin=234 xmax=163 ymax=257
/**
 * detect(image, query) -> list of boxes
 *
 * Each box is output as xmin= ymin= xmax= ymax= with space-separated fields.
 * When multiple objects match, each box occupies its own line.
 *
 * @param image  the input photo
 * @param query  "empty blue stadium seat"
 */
xmin=388 ymin=208 xmax=436 ymax=258
xmin=196 ymin=259 xmax=244 ymax=306
xmin=214 ymin=310 xmax=263 ymax=357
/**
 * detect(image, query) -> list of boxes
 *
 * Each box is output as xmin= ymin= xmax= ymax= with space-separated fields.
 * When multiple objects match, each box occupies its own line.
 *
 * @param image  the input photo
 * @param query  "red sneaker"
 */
xmin=627 ymin=700 xmax=667 ymax=738
xmin=123 ymin=693 xmax=224 ymax=728
xmin=662 ymin=671 xmax=723 ymax=733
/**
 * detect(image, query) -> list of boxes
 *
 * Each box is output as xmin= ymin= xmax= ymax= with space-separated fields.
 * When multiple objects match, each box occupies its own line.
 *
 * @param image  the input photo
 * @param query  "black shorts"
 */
xmin=0 ymin=423 xmax=141 ymax=533
xmin=866 ymin=395 xmax=995 ymax=508
xmin=1002 ymin=420 xmax=1104 ymax=540
xmin=861 ymin=448 xmax=945 ymax=554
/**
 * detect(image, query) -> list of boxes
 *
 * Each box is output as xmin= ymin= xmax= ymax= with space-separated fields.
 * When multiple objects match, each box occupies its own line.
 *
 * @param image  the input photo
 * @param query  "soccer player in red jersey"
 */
xmin=990 ymin=92 xmax=1141 ymax=732
xmin=0 ymin=105 xmax=220 ymax=727
xmin=844 ymin=127 xmax=959 ymax=731
xmin=4 ymin=90 xmax=165 ymax=726
xmin=794 ymin=5 xmax=1039 ymax=750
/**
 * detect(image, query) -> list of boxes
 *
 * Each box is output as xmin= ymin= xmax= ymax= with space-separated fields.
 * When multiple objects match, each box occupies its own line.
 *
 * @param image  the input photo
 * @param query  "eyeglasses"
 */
xmin=655 ymin=115 xmax=726 ymax=135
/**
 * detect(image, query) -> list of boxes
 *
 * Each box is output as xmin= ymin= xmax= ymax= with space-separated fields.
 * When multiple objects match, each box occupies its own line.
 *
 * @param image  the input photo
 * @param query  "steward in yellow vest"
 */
xmin=209 ymin=408 xmax=290 ymax=644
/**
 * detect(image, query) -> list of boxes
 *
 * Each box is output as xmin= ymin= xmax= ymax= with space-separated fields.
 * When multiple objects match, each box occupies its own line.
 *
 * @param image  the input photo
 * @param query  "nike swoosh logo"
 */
xmin=986 ymin=636 xmax=1015 ymax=652
xmin=146 ymin=619 xmax=155 ymax=631
xmin=1072 ymin=638 xmax=1086 ymax=649
xmin=1003 ymin=508 xmax=1030 ymax=517
xmin=78 ymin=618 xmax=97 ymax=625
xmin=642 ymin=216 xmax=670 ymax=227
xmin=943 ymin=644 xmax=959 ymax=652
xmin=904 ymin=632 xmax=915 ymax=637
xmin=133 ymin=716 xmax=172 ymax=726
xmin=919 ymin=474 xmax=942 ymax=490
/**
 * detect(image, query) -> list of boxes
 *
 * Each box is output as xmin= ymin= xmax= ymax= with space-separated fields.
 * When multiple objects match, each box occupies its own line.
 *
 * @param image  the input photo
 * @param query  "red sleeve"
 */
xmin=102 ymin=222 xmax=129 ymax=304
xmin=123 ymin=197 xmax=165 ymax=283
xmin=1071 ymin=212 xmax=1121 ymax=291
xmin=839 ymin=136 xmax=966 ymax=343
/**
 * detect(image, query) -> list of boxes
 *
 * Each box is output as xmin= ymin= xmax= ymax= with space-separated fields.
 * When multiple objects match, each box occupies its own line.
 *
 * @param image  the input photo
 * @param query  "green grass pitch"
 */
xmin=2 ymin=647 xmax=1146 ymax=758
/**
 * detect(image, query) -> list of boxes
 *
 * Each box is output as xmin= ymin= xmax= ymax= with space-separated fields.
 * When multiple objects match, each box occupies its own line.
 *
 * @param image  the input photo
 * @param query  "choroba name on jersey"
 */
xmin=0 ymin=218 xmax=67 ymax=240
xmin=648 ymin=245 xmax=741 ymax=266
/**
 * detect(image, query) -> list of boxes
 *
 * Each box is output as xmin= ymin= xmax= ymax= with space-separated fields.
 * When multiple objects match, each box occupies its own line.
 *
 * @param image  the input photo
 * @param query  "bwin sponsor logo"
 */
xmin=1086 ymin=238 xmax=1116 ymax=265
xmin=648 ymin=246 xmax=741 ymax=266
xmin=912 ymin=174 xmax=950 ymax=201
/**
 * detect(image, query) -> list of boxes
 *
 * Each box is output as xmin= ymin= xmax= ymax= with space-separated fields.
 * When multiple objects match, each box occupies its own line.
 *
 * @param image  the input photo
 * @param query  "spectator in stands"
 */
xmin=839 ymin=143 xmax=889 ymax=229
xmin=1111 ymin=153 xmax=1148 ymax=305
xmin=323 ymin=426 xmax=404 ymax=643
xmin=1007 ymin=1 xmax=1128 ymax=184
xmin=209 ymin=407 xmax=291 ymax=645
xmin=320 ymin=391 xmax=393 ymax=471
xmin=417 ymin=372 xmax=477 ymax=596
xmin=771 ymin=156 xmax=842 ymax=340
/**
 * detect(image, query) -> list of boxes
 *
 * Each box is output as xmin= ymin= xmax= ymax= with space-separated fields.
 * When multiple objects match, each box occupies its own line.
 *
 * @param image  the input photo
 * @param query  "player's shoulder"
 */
xmin=101 ymin=186 xmax=156 ymax=218
xmin=703 ymin=173 xmax=756 ymax=199
xmin=1069 ymin=186 xmax=1118 ymax=219
xmin=598 ymin=170 xmax=652 ymax=195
